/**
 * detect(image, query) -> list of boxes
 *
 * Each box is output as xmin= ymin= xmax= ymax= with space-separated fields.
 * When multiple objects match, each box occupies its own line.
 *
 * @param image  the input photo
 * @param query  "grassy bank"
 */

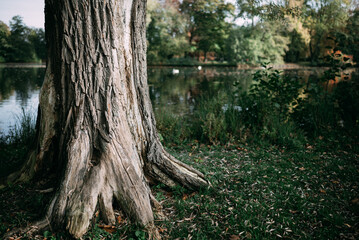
xmin=1 ymin=144 xmax=358 ymax=239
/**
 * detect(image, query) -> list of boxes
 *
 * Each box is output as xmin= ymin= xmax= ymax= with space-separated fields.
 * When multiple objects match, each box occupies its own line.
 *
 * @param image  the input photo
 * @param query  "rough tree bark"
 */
xmin=4 ymin=0 xmax=208 ymax=238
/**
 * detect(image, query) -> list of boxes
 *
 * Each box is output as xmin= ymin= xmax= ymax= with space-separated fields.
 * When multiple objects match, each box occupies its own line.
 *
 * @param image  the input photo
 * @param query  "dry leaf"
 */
xmin=98 ymin=224 xmax=117 ymax=233
xmin=229 ymin=235 xmax=241 ymax=240
xmin=299 ymin=167 xmax=305 ymax=171
xmin=320 ymin=189 xmax=326 ymax=194
xmin=117 ymin=216 xmax=122 ymax=224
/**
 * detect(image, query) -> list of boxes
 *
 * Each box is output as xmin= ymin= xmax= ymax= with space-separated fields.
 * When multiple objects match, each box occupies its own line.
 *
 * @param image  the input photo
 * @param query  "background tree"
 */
xmin=7 ymin=16 xmax=36 ymax=62
xmin=302 ymin=0 xmax=351 ymax=63
xmin=29 ymin=28 xmax=46 ymax=62
xmin=180 ymin=0 xmax=234 ymax=61
xmin=146 ymin=0 xmax=190 ymax=64
xmin=225 ymin=22 xmax=290 ymax=64
xmin=0 ymin=21 xmax=11 ymax=62
xmin=236 ymin=0 xmax=263 ymax=26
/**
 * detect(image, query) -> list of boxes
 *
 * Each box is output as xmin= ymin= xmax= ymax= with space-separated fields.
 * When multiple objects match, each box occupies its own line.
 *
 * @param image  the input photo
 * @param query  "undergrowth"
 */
xmin=0 ymin=109 xmax=36 ymax=178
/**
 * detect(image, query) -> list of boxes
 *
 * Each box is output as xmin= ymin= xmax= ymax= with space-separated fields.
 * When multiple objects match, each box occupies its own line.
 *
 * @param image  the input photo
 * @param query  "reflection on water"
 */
xmin=148 ymin=67 xmax=254 ymax=116
xmin=0 ymin=67 xmax=45 ymax=134
xmin=0 ymin=66 xmax=354 ymax=134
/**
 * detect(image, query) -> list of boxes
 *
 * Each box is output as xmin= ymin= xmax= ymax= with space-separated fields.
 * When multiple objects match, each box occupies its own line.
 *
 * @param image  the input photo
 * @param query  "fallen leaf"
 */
xmin=351 ymin=198 xmax=359 ymax=204
xmin=320 ymin=189 xmax=326 ymax=194
xmin=98 ymin=225 xmax=116 ymax=233
xmin=299 ymin=167 xmax=305 ymax=171
xmin=289 ymin=210 xmax=298 ymax=214
xmin=230 ymin=235 xmax=241 ymax=240
xmin=344 ymin=223 xmax=351 ymax=228
xmin=117 ymin=216 xmax=122 ymax=224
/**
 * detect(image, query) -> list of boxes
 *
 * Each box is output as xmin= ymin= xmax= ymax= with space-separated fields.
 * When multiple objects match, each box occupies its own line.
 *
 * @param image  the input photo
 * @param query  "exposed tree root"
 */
xmin=1 ymin=0 xmax=210 ymax=238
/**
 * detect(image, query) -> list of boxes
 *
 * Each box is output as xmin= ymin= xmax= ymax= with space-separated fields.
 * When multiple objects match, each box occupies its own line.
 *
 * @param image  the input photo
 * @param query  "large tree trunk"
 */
xmin=5 ymin=0 xmax=208 ymax=238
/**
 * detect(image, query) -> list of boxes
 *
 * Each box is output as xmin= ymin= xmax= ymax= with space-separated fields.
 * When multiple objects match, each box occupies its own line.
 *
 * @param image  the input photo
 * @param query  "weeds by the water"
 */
xmin=0 ymin=108 xmax=36 ymax=178
xmin=156 ymin=64 xmax=359 ymax=151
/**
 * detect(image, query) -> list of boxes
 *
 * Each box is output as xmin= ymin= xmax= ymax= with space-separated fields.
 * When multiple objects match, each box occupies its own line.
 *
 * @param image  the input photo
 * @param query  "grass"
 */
xmin=0 ymin=109 xmax=36 ymax=178
xmin=152 ymin=144 xmax=359 ymax=239
xmin=1 ymin=142 xmax=358 ymax=239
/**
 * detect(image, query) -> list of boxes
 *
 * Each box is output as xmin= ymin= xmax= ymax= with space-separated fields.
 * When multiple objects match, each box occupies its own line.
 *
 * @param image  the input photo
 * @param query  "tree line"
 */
xmin=1 ymin=0 xmax=358 ymax=65
xmin=147 ymin=0 xmax=359 ymax=65
xmin=0 ymin=16 xmax=46 ymax=63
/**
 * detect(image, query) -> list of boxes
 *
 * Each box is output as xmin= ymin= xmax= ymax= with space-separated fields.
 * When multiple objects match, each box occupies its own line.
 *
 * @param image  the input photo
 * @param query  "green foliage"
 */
xmin=285 ymin=29 xmax=308 ymax=62
xmin=302 ymin=0 xmax=352 ymax=63
xmin=154 ymin=60 xmax=358 ymax=149
xmin=225 ymin=23 xmax=290 ymax=64
xmin=0 ymin=21 xmax=11 ymax=63
xmin=292 ymin=48 xmax=359 ymax=137
xmin=181 ymin=0 xmax=234 ymax=58
xmin=7 ymin=16 xmax=37 ymax=62
xmin=233 ymin=64 xmax=305 ymax=147
xmin=29 ymin=28 xmax=46 ymax=61
xmin=147 ymin=0 xmax=190 ymax=64
xmin=195 ymin=95 xmax=228 ymax=144
xmin=155 ymin=110 xmax=191 ymax=145
xmin=236 ymin=0 xmax=263 ymax=26
xmin=0 ymin=16 xmax=46 ymax=63
xmin=0 ymin=108 xmax=36 ymax=177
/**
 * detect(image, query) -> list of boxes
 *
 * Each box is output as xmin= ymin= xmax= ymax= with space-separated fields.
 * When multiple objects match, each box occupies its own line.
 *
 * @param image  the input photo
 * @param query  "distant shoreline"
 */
xmin=0 ymin=63 xmax=46 ymax=68
xmin=1 ymin=62 xmax=356 ymax=70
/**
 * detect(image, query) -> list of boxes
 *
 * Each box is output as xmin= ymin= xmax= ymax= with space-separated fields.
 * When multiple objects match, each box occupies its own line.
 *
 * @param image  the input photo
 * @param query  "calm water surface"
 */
xmin=0 ymin=66 xmax=340 ymax=134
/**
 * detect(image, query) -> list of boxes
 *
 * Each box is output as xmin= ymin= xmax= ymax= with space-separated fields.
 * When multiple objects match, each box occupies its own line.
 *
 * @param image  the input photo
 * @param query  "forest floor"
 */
xmin=0 ymin=143 xmax=358 ymax=239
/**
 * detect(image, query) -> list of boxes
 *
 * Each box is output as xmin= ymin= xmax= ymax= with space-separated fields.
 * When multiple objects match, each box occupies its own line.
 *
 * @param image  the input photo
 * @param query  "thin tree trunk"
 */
xmin=4 ymin=0 xmax=208 ymax=238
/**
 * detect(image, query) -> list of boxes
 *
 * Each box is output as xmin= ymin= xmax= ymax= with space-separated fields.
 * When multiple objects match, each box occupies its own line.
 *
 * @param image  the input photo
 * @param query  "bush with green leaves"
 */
xmin=292 ymin=45 xmax=359 ymax=138
xmin=231 ymin=64 xmax=305 ymax=147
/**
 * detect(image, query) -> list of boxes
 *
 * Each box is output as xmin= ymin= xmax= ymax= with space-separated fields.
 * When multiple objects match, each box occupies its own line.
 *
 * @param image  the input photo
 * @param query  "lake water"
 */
xmin=0 ymin=65 xmax=352 ymax=134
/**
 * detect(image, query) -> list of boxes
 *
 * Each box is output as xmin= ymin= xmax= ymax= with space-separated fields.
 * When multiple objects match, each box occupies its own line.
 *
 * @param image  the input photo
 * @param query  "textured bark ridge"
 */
xmin=4 ymin=0 xmax=208 ymax=238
